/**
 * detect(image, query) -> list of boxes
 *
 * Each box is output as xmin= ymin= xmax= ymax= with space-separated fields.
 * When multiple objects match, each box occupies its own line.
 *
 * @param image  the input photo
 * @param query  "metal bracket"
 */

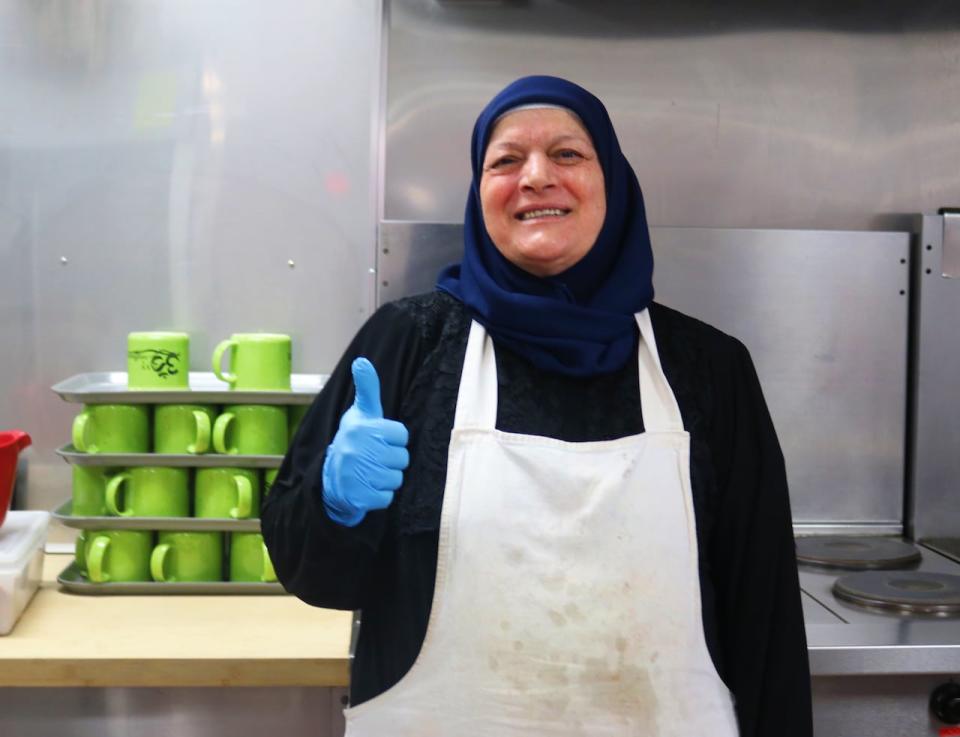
xmin=940 ymin=208 xmax=960 ymax=278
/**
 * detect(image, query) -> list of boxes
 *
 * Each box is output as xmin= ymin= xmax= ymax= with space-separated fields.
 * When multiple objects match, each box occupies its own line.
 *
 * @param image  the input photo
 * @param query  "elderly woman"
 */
xmin=262 ymin=76 xmax=811 ymax=736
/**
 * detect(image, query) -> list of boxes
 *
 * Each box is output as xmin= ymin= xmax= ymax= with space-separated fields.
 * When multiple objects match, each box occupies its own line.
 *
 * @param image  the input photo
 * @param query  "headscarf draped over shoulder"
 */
xmin=436 ymin=75 xmax=654 ymax=377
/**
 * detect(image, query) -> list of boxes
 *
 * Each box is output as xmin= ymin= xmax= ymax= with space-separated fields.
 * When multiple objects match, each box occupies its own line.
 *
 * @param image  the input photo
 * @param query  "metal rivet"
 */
xmin=382 ymin=280 xmax=389 ymax=287
xmin=927 ymin=244 xmax=933 ymax=251
xmin=926 ymin=268 xmax=932 ymax=274
xmin=899 ymin=289 xmax=906 ymax=295
xmin=368 ymin=268 xmax=376 ymax=274
xmin=60 ymin=257 xmax=68 ymax=265
xmin=382 ymin=247 xmax=390 ymax=254
xmin=900 ymin=258 xmax=906 ymax=264
xmin=287 ymin=260 xmax=295 ymax=268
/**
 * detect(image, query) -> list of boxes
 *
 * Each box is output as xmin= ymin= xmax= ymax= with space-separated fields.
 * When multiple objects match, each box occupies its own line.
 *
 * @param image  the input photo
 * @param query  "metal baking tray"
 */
xmin=52 ymin=500 xmax=262 ymax=532
xmin=57 ymin=445 xmax=283 ymax=468
xmin=52 ymin=371 xmax=326 ymax=405
xmin=57 ymin=561 xmax=287 ymax=595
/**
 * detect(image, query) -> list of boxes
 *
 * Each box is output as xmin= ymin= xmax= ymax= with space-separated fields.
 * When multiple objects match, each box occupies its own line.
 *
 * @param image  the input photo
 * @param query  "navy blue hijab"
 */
xmin=436 ymin=76 xmax=655 ymax=377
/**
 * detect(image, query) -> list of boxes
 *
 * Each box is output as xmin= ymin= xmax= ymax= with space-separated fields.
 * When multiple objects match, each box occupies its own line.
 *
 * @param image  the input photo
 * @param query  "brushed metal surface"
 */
xmin=52 ymin=371 xmax=327 ymax=405
xmin=813 ymin=675 xmax=960 ymax=736
xmin=57 ymin=445 xmax=282 ymax=468
xmin=943 ymin=211 xmax=960 ymax=279
xmin=379 ymin=220 xmax=910 ymax=525
xmin=384 ymin=0 xmax=960 ymax=232
xmin=0 ymin=0 xmax=382 ymax=538
xmin=0 ymin=687 xmax=348 ymax=737
xmin=911 ymin=215 xmax=960 ymax=539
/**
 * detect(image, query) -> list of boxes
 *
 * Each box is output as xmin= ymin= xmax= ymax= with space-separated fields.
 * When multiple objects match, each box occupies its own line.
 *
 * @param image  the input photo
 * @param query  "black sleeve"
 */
xmin=261 ymin=301 xmax=425 ymax=610
xmin=709 ymin=340 xmax=813 ymax=736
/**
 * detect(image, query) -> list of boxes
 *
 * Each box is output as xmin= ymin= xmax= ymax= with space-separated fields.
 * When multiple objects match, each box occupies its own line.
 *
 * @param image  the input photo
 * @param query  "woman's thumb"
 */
xmin=351 ymin=357 xmax=383 ymax=418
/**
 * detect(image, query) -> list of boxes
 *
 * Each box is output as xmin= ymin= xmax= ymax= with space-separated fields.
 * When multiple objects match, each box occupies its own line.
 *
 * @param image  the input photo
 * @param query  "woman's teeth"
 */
xmin=518 ymin=208 xmax=568 ymax=220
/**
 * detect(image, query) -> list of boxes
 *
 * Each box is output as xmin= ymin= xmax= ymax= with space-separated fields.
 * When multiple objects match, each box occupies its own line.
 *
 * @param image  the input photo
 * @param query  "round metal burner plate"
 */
xmin=833 ymin=572 xmax=960 ymax=616
xmin=795 ymin=536 xmax=921 ymax=570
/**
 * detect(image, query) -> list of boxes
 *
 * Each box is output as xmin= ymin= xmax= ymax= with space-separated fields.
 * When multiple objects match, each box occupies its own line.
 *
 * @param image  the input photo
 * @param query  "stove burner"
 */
xmin=833 ymin=572 xmax=960 ymax=616
xmin=796 ymin=536 xmax=922 ymax=570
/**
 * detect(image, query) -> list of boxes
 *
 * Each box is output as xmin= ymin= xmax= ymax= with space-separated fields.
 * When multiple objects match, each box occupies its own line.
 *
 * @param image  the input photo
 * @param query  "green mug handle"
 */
xmin=232 ymin=474 xmax=253 ymax=519
xmin=188 ymin=410 xmax=212 ymax=454
xmin=261 ymin=542 xmax=277 ymax=583
xmin=212 ymin=339 xmax=238 ymax=387
xmin=150 ymin=544 xmax=171 ymax=582
xmin=88 ymin=536 xmax=111 ymax=583
xmin=105 ymin=472 xmax=133 ymax=517
xmin=75 ymin=532 xmax=87 ymax=573
xmin=72 ymin=412 xmax=93 ymax=453
xmin=213 ymin=412 xmax=237 ymax=454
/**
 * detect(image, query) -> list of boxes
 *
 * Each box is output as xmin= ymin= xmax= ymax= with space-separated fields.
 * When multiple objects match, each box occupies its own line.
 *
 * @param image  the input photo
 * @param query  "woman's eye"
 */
xmin=555 ymin=149 xmax=584 ymax=162
xmin=489 ymin=156 xmax=518 ymax=169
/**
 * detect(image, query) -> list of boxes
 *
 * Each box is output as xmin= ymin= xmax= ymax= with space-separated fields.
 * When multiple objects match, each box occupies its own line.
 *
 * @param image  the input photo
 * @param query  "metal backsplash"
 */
xmin=0 ymin=0 xmax=383 ymax=539
xmin=384 ymin=0 xmax=960 ymax=231
xmin=379 ymin=221 xmax=910 ymax=527
xmin=911 ymin=214 xmax=960 ymax=539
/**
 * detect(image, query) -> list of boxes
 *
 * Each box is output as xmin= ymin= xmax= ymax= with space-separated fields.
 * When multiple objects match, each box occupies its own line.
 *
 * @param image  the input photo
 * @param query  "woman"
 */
xmin=262 ymin=76 xmax=812 ymax=736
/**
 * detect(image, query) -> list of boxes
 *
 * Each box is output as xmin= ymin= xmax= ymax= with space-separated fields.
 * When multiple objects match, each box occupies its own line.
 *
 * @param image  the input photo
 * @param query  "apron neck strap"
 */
xmin=454 ymin=310 xmax=684 ymax=433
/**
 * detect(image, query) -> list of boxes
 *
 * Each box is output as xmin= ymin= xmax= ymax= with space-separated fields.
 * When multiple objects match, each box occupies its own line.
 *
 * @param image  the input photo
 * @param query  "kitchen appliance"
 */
xmin=0 ymin=430 xmax=31 ymax=528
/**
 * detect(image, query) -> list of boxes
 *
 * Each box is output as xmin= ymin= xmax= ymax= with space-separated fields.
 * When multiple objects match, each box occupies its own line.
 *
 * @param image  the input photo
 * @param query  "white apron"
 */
xmin=344 ymin=309 xmax=739 ymax=737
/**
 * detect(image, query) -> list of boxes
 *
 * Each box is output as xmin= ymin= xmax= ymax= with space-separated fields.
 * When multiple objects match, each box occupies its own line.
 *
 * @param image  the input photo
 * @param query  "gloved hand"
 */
xmin=322 ymin=357 xmax=410 ymax=526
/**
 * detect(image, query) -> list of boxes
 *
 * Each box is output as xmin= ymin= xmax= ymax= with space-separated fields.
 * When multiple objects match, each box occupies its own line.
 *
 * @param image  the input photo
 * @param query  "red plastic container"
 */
xmin=0 ymin=431 xmax=31 ymax=529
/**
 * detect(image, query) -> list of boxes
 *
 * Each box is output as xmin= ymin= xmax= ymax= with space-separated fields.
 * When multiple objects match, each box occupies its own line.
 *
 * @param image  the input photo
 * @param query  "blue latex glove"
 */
xmin=322 ymin=357 xmax=410 ymax=526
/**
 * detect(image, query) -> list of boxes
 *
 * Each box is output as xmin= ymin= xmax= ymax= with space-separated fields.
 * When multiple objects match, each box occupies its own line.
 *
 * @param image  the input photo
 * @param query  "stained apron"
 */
xmin=344 ymin=309 xmax=739 ymax=736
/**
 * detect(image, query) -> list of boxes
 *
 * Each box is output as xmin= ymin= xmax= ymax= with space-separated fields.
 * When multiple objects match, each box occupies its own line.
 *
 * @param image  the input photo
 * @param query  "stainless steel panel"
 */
xmin=812 ymin=675 xmax=958 ymax=736
xmin=943 ymin=212 xmax=960 ymax=278
xmin=379 ymin=221 xmax=910 ymax=525
xmin=384 ymin=0 xmax=960 ymax=232
xmin=0 ymin=0 xmax=383 ymax=542
xmin=0 ymin=687 xmax=348 ymax=737
xmin=912 ymin=215 xmax=960 ymax=539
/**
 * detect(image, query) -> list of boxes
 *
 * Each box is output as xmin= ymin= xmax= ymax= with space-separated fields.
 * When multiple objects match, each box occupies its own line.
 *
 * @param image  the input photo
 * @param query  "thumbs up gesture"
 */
xmin=321 ymin=358 xmax=410 ymax=527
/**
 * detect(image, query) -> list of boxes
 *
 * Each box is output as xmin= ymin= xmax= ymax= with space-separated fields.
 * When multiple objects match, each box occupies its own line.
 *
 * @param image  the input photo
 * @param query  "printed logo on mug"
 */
xmin=212 ymin=333 xmax=292 ymax=391
xmin=128 ymin=332 xmax=190 ymax=390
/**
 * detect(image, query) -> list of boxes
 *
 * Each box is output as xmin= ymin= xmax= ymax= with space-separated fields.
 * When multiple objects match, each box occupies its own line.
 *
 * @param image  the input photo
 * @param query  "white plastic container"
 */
xmin=0 ymin=510 xmax=49 ymax=635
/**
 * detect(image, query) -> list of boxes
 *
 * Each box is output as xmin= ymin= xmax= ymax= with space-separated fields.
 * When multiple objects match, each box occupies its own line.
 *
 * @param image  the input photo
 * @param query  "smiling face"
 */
xmin=479 ymin=107 xmax=606 ymax=277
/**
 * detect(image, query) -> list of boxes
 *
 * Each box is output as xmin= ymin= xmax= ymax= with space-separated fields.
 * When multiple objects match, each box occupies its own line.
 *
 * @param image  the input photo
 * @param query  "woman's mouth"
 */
xmin=516 ymin=208 xmax=571 ymax=221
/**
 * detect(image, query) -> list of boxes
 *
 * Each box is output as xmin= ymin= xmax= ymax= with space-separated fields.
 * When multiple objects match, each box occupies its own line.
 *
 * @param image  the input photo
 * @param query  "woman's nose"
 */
xmin=519 ymin=152 xmax=554 ymax=191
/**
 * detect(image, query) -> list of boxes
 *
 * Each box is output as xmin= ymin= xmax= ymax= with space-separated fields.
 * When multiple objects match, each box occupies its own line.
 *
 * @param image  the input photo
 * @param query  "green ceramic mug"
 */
xmin=105 ymin=467 xmax=190 ymax=517
xmin=289 ymin=404 xmax=309 ymax=442
xmin=195 ymin=468 xmax=261 ymax=519
xmin=154 ymin=404 xmax=217 ymax=454
xmin=71 ymin=466 xmax=117 ymax=517
xmin=72 ymin=404 xmax=150 ymax=454
xmin=212 ymin=405 xmax=288 ymax=456
xmin=128 ymin=331 xmax=190 ymax=390
xmin=151 ymin=531 xmax=223 ymax=583
xmin=229 ymin=533 xmax=277 ymax=583
xmin=264 ymin=468 xmax=279 ymax=495
xmin=79 ymin=529 xmax=153 ymax=583
xmin=212 ymin=333 xmax=292 ymax=391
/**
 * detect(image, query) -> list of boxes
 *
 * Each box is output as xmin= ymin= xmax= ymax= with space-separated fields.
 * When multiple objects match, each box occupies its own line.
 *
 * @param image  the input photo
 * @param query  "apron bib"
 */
xmin=345 ymin=309 xmax=738 ymax=736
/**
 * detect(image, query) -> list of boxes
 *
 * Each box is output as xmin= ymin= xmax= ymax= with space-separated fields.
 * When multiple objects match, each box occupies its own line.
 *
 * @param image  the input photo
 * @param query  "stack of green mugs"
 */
xmin=66 ymin=331 xmax=311 ymax=586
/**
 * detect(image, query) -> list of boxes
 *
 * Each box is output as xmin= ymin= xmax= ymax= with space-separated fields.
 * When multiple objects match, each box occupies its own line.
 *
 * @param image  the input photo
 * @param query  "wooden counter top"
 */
xmin=0 ymin=554 xmax=352 ymax=687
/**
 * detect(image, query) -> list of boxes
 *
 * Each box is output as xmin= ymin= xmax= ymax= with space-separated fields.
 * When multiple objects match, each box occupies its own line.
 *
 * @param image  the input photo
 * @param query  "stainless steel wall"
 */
xmin=384 ymin=0 xmax=960 ymax=231
xmin=0 ymin=0 xmax=382 ymax=535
